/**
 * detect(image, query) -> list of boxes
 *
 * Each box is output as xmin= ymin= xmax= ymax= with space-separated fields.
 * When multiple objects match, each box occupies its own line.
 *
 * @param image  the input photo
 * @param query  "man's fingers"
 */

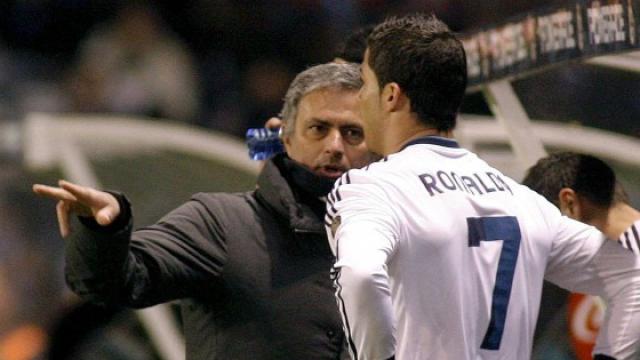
xmin=264 ymin=117 xmax=282 ymax=130
xmin=39 ymin=180 xmax=120 ymax=228
xmin=35 ymin=183 xmax=92 ymax=217
xmin=95 ymin=207 xmax=117 ymax=226
xmin=33 ymin=184 xmax=77 ymax=202
xmin=56 ymin=200 xmax=71 ymax=238
xmin=58 ymin=180 xmax=94 ymax=203
xmin=58 ymin=180 xmax=120 ymax=222
xmin=59 ymin=180 xmax=110 ymax=210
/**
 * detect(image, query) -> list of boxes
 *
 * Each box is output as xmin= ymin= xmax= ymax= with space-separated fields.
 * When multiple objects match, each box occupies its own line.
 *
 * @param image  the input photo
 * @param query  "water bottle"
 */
xmin=245 ymin=127 xmax=285 ymax=160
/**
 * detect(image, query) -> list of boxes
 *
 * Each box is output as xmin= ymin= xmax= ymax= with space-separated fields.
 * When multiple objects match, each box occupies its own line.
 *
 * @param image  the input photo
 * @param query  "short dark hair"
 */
xmin=367 ymin=14 xmax=467 ymax=131
xmin=334 ymin=24 xmax=375 ymax=63
xmin=522 ymin=152 xmax=616 ymax=208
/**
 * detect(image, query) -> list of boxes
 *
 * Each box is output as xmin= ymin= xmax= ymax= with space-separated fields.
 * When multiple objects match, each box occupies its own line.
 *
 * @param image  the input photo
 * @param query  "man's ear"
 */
xmin=558 ymin=188 xmax=581 ymax=220
xmin=381 ymin=82 xmax=405 ymax=113
xmin=281 ymin=125 xmax=293 ymax=152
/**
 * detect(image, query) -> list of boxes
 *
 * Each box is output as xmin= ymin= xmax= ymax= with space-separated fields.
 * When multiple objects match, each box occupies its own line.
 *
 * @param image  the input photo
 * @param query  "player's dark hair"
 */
xmin=522 ymin=152 xmax=616 ymax=208
xmin=334 ymin=24 xmax=375 ymax=63
xmin=367 ymin=14 xmax=467 ymax=131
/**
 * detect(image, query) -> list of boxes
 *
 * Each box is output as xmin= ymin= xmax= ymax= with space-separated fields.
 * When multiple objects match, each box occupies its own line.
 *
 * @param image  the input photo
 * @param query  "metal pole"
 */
xmin=483 ymin=80 xmax=548 ymax=175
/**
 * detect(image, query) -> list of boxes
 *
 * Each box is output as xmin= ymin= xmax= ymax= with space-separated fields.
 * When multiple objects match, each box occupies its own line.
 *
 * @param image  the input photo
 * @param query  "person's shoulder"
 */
xmin=190 ymin=190 xmax=257 ymax=208
xmin=338 ymin=156 xmax=395 ymax=186
xmin=170 ymin=191 xmax=259 ymax=226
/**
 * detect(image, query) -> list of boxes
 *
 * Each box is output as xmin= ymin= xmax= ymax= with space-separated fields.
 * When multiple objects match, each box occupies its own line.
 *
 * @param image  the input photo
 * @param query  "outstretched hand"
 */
xmin=32 ymin=180 xmax=120 ymax=238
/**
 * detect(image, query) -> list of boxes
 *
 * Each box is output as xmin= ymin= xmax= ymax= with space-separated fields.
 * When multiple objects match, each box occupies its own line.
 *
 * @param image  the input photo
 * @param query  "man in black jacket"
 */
xmin=33 ymin=62 xmax=377 ymax=359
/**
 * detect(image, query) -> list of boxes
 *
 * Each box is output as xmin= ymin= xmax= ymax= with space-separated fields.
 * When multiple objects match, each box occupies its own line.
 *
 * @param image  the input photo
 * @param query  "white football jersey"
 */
xmin=619 ymin=220 xmax=640 ymax=255
xmin=326 ymin=136 xmax=640 ymax=360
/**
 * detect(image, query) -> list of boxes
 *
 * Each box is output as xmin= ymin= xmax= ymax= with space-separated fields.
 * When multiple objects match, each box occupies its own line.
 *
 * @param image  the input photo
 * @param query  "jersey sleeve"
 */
xmin=325 ymin=169 xmax=399 ymax=360
xmin=543 ymin=203 xmax=640 ymax=360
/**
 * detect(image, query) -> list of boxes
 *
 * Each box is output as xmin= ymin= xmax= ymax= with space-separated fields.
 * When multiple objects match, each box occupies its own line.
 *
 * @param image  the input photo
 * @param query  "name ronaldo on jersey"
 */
xmin=419 ymin=170 xmax=513 ymax=197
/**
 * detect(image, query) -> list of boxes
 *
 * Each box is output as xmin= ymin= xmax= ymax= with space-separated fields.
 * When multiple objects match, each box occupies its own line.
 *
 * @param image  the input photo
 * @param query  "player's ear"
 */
xmin=381 ymin=82 xmax=405 ymax=113
xmin=558 ymin=188 xmax=580 ymax=220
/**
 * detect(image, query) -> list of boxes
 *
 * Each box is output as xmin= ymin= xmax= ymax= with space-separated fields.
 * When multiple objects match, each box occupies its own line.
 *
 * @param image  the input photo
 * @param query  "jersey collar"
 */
xmin=400 ymin=136 xmax=460 ymax=151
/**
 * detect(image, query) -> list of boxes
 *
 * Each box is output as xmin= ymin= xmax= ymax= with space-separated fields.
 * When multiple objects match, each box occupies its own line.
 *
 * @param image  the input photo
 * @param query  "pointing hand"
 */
xmin=32 ymin=180 xmax=120 ymax=238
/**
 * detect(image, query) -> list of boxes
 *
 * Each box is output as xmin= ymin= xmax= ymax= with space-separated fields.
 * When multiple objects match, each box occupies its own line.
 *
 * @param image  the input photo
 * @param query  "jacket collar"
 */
xmin=255 ymin=154 xmax=326 ymax=234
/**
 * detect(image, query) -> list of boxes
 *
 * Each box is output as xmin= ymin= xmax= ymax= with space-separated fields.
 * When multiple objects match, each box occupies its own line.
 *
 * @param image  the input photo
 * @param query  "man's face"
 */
xmin=283 ymin=87 xmax=373 ymax=179
xmin=359 ymin=50 xmax=384 ymax=154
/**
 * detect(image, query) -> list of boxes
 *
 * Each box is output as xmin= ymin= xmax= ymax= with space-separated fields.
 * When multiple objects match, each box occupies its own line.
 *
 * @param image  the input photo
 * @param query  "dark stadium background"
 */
xmin=0 ymin=1 xmax=638 ymax=359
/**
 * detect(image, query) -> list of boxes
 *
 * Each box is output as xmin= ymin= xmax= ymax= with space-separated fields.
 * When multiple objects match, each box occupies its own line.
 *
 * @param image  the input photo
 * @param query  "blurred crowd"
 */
xmin=0 ymin=0 xmax=558 ymax=137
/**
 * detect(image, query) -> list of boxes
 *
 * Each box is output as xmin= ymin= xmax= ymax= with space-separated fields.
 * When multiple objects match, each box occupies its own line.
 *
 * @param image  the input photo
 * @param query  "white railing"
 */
xmin=20 ymin=110 xmax=640 ymax=359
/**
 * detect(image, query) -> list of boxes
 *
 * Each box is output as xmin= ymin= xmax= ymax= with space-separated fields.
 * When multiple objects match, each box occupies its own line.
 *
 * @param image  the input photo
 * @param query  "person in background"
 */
xmin=523 ymin=151 xmax=640 ymax=360
xmin=523 ymin=152 xmax=640 ymax=253
xmin=333 ymin=24 xmax=375 ymax=64
xmin=67 ymin=2 xmax=199 ymax=122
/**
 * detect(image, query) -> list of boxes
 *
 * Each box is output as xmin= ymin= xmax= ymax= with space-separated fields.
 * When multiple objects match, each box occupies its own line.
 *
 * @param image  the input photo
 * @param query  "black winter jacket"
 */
xmin=65 ymin=155 xmax=348 ymax=359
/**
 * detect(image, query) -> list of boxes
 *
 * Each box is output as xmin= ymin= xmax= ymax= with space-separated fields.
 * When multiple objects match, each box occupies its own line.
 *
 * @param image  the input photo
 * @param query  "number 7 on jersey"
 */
xmin=467 ymin=216 xmax=521 ymax=350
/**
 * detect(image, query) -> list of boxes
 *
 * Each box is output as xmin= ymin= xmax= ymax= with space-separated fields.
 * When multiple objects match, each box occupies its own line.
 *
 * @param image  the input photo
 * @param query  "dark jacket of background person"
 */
xmin=64 ymin=154 xmax=348 ymax=360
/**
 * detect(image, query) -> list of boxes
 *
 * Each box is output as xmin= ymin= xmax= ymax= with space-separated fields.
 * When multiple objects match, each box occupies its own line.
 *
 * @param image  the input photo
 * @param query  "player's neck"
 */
xmin=383 ymin=116 xmax=452 ymax=155
xmin=602 ymin=202 xmax=640 ymax=239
